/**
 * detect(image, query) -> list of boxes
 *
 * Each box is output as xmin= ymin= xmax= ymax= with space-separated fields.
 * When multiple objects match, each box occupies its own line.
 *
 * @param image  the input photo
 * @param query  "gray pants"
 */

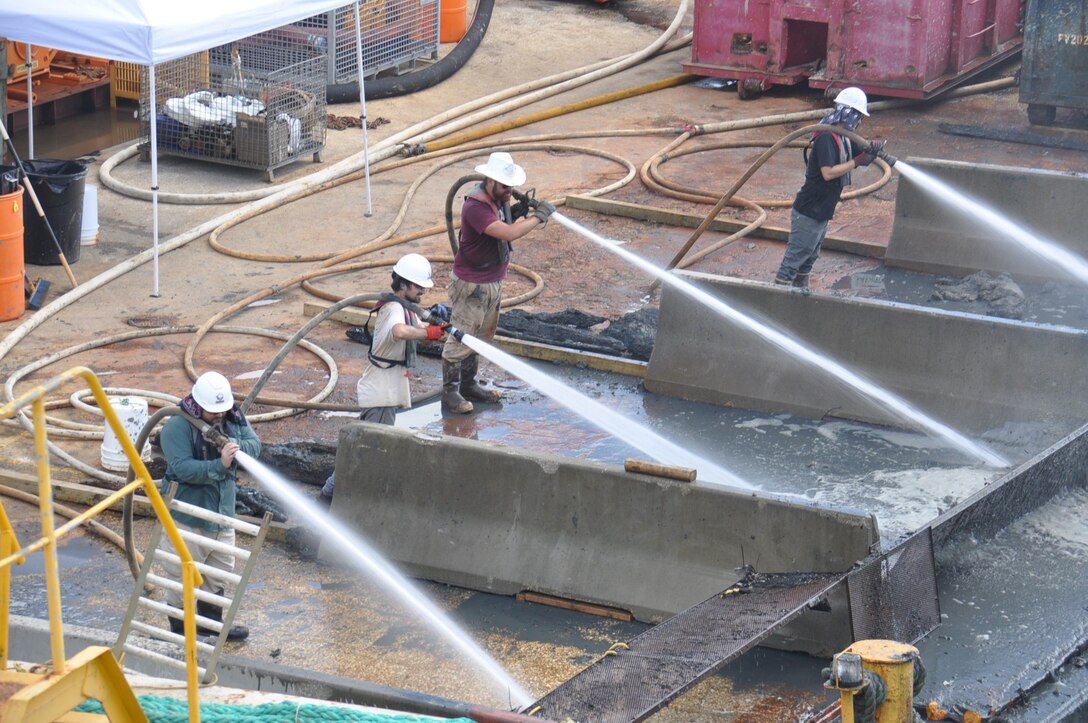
xmin=321 ymin=406 xmax=397 ymax=497
xmin=776 ymin=208 xmax=829 ymax=282
xmin=162 ymin=522 xmax=236 ymax=609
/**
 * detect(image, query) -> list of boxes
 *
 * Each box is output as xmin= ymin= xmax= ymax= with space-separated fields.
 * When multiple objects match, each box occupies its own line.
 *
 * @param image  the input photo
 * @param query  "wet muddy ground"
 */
xmin=3 ymin=0 xmax=1088 ymax=719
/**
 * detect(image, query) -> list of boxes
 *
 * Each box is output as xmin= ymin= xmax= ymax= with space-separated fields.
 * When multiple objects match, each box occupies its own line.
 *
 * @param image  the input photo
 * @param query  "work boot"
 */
xmin=793 ymin=273 xmax=810 ymax=289
xmin=442 ymin=360 xmax=473 ymax=414
xmin=167 ymin=615 xmax=185 ymax=637
xmin=459 ymin=356 xmax=501 ymax=404
xmin=198 ymin=600 xmax=249 ymax=641
xmin=773 ymin=275 xmax=791 ymax=286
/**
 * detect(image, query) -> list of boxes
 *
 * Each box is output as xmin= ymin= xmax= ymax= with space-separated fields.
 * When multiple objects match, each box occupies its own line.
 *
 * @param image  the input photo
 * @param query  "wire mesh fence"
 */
xmin=293 ymin=0 xmax=439 ymax=85
xmin=139 ymin=29 xmax=327 ymax=180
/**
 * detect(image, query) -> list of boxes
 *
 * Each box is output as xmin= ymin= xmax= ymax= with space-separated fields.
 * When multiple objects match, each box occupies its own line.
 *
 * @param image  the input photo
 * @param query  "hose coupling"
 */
xmin=867 ymin=138 xmax=897 ymax=166
xmin=675 ymin=123 xmax=701 ymax=135
xmin=201 ymin=423 xmax=231 ymax=450
xmin=399 ymin=143 xmax=426 ymax=157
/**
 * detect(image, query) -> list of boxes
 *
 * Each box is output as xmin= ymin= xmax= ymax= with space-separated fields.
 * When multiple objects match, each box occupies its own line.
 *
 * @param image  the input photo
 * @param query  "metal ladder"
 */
xmin=113 ymin=495 xmax=272 ymax=683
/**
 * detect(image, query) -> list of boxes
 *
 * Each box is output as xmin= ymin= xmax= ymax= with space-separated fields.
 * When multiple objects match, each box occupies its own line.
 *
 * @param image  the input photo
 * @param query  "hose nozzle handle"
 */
xmin=867 ymin=138 xmax=897 ymax=166
xmin=201 ymin=424 xmax=231 ymax=450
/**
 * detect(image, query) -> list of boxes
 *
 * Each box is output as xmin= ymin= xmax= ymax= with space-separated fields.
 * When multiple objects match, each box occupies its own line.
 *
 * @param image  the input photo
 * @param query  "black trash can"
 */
xmin=19 ymin=159 xmax=88 ymax=266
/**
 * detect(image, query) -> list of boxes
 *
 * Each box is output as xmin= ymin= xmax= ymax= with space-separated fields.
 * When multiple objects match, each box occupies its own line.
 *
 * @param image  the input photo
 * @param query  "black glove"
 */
xmin=533 ymin=200 xmax=556 ymax=224
xmin=427 ymin=303 xmax=451 ymax=323
xmin=868 ymin=138 xmax=887 ymax=157
xmin=510 ymin=188 xmax=536 ymax=221
xmin=854 ymin=151 xmax=874 ymax=167
xmin=447 ymin=325 xmax=465 ymax=342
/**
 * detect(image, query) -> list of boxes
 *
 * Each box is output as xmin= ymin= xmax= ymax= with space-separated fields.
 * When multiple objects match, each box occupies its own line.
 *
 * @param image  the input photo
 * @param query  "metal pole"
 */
xmin=25 ymin=45 xmax=33 ymax=159
xmin=353 ymin=1 xmax=374 ymax=216
xmin=149 ymin=63 xmax=160 ymax=297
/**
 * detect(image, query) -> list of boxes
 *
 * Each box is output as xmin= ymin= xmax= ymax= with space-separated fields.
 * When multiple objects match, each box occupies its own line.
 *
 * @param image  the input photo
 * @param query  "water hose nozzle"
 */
xmin=201 ymin=424 xmax=231 ymax=450
xmin=878 ymin=151 xmax=898 ymax=167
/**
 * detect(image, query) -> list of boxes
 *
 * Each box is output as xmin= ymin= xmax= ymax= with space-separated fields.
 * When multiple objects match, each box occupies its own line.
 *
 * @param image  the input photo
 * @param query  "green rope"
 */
xmin=77 ymin=695 xmax=475 ymax=722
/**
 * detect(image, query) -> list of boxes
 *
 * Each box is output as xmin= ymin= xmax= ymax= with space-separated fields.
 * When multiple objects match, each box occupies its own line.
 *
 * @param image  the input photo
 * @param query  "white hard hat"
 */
xmin=191 ymin=371 xmax=234 ymax=413
xmin=392 ymin=253 xmax=434 ymax=288
xmin=833 ymin=87 xmax=869 ymax=116
xmin=474 ymin=151 xmax=527 ymax=187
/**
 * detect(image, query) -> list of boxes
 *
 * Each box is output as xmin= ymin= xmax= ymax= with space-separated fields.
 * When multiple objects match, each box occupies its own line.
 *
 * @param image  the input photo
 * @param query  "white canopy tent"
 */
xmin=0 ymin=0 xmax=374 ymax=294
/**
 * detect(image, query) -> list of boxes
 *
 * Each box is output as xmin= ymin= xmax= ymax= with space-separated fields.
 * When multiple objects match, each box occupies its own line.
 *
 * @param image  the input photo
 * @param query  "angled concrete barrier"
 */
xmin=330 ymin=422 xmax=877 ymax=630
xmin=644 ymin=272 xmax=1088 ymax=435
xmin=886 ymin=157 xmax=1088 ymax=280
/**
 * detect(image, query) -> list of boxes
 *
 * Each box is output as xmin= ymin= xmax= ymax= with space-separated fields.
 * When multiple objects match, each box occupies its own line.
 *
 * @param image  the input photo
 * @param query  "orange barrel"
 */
xmin=0 ymin=186 xmax=25 ymax=322
xmin=440 ymin=0 xmax=467 ymax=43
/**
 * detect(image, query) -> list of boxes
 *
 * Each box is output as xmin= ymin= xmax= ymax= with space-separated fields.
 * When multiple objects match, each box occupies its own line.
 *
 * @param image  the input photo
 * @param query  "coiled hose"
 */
xmin=326 ymin=0 xmax=494 ymax=102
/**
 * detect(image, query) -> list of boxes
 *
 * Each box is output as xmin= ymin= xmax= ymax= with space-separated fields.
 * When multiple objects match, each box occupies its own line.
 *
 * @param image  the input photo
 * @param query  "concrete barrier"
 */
xmin=643 ymin=272 xmax=1088 ymax=435
xmin=330 ymin=423 xmax=877 ymax=627
xmin=886 ymin=157 xmax=1088 ymax=280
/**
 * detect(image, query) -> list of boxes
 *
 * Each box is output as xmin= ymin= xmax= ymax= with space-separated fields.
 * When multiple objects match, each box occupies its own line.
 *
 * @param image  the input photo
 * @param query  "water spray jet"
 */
xmin=231 ymin=450 xmax=535 ymax=709
xmin=551 ymin=211 xmax=1008 ymax=468
xmin=453 ymin=332 xmax=753 ymax=488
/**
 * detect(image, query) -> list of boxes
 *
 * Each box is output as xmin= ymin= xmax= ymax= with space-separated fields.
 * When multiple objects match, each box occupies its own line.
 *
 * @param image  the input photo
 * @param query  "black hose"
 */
xmin=445 ymin=174 xmax=485 ymax=254
xmin=122 ymin=406 xmax=202 ymax=579
xmin=240 ymin=291 xmax=433 ymax=416
xmin=327 ymin=0 xmax=495 ymax=103
xmin=444 ymin=173 xmax=517 ymax=256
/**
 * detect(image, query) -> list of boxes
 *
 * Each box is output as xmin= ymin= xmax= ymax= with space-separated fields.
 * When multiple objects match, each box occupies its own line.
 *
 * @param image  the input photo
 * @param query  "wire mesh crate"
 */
xmin=293 ymin=0 xmax=439 ymax=85
xmin=138 ymin=30 xmax=327 ymax=181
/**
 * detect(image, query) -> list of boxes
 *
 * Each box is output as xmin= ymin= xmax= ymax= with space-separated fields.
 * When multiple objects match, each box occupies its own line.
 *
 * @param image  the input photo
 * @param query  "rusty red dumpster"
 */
xmin=684 ymin=0 xmax=1024 ymax=100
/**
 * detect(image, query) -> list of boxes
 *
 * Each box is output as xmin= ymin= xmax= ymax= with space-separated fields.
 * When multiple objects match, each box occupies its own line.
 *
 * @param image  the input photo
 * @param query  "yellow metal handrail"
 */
xmin=0 ymin=365 xmax=204 ymax=722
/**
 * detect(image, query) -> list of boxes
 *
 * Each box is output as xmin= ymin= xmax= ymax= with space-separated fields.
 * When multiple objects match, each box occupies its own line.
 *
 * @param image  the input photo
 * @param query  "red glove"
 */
xmin=854 ymin=152 xmax=874 ymax=167
xmin=425 ymin=324 xmax=448 ymax=341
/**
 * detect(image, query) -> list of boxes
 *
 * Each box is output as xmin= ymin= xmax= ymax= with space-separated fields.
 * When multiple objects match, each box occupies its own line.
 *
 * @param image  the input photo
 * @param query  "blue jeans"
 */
xmin=776 ymin=208 xmax=829 ymax=282
xmin=321 ymin=406 xmax=397 ymax=497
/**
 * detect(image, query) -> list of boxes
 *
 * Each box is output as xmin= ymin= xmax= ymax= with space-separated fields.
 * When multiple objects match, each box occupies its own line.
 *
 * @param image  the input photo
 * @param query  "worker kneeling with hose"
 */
xmin=442 ymin=151 xmax=554 ymax=414
xmin=159 ymin=371 xmax=259 ymax=641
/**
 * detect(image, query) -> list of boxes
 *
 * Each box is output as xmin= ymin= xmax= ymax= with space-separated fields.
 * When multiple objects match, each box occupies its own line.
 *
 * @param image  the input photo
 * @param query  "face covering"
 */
xmin=820 ymin=105 xmax=862 ymax=131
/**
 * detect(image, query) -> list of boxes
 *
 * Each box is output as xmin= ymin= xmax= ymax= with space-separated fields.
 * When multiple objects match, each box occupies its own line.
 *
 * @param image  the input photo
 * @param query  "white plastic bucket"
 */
xmin=80 ymin=184 xmax=99 ymax=246
xmin=100 ymin=396 xmax=150 ymax=471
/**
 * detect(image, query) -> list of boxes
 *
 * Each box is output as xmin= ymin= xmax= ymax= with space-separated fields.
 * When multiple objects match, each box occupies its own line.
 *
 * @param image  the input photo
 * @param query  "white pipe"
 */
xmin=353 ymin=1 xmax=374 ymax=217
xmin=149 ymin=63 xmax=160 ymax=297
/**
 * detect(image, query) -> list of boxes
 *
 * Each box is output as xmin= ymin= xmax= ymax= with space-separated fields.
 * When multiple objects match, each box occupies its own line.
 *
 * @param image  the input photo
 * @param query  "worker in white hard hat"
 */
xmin=442 ymin=151 xmax=555 ymax=414
xmin=774 ymin=86 xmax=884 ymax=288
xmin=159 ymin=370 xmax=260 ymax=642
xmin=319 ymin=253 xmax=455 ymax=503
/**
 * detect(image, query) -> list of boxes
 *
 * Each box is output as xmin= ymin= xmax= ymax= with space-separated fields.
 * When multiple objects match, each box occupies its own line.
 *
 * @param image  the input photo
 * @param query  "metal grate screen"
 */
xmin=293 ymin=0 xmax=439 ymax=85
xmin=847 ymin=528 xmax=940 ymax=643
xmin=139 ymin=30 xmax=328 ymax=180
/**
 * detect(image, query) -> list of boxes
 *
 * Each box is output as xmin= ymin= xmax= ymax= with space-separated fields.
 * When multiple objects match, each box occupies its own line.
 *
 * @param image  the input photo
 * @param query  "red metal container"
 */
xmin=684 ymin=0 xmax=1024 ymax=100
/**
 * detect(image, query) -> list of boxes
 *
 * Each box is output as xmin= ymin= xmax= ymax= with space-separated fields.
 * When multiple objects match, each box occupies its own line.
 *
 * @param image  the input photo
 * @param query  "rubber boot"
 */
xmin=459 ymin=355 xmax=501 ymax=403
xmin=199 ymin=599 xmax=249 ymax=641
xmin=793 ymin=273 xmax=810 ymax=289
xmin=442 ymin=360 xmax=473 ymax=414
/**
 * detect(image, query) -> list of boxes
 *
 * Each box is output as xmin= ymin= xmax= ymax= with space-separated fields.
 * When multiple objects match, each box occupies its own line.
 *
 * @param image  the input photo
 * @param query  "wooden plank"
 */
xmin=302 ymin=302 xmax=648 ymax=378
xmin=564 ymin=194 xmax=885 ymax=259
xmin=517 ymin=591 xmax=633 ymax=621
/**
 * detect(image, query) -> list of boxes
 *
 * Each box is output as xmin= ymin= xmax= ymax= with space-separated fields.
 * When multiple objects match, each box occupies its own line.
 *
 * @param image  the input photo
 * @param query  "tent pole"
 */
xmin=352 ymin=1 xmax=373 ymax=217
xmin=25 ymin=45 xmax=33 ymax=158
xmin=149 ymin=63 xmax=160 ymax=297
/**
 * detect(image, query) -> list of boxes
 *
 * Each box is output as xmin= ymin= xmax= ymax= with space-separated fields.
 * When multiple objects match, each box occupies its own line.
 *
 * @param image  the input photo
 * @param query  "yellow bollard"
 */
xmin=843 ymin=640 xmax=918 ymax=723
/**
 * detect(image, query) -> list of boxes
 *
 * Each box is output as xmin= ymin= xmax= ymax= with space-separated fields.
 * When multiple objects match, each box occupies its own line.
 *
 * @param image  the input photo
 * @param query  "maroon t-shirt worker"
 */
xmin=452 ymin=195 xmax=509 ymax=284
